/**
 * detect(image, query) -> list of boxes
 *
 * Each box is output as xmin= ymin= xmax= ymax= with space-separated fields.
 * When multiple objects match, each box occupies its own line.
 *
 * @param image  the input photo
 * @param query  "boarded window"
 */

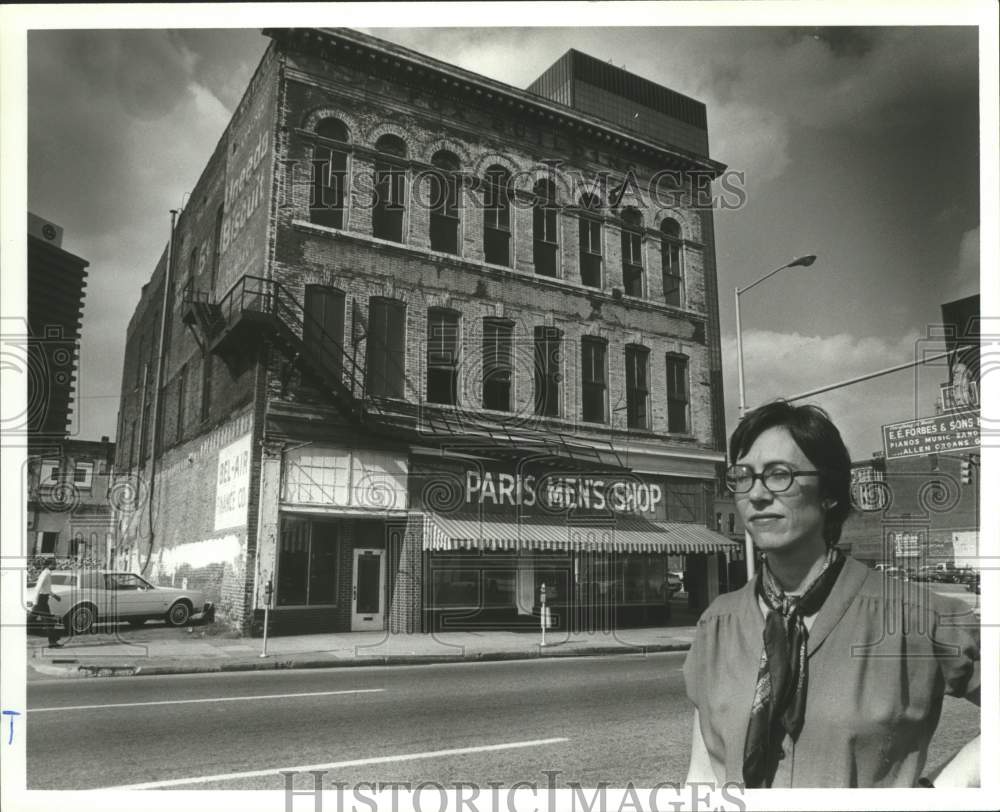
xmin=365 ymin=298 xmax=406 ymax=398
xmin=304 ymin=285 xmax=346 ymax=386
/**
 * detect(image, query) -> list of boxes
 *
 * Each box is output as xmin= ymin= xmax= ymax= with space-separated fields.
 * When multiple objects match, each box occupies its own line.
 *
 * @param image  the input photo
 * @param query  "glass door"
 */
xmin=351 ymin=548 xmax=385 ymax=630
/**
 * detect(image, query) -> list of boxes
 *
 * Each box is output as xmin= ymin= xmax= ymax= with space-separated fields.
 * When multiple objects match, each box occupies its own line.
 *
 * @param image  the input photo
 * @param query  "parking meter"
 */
xmin=260 ymin=578 xmax=273 ymax=658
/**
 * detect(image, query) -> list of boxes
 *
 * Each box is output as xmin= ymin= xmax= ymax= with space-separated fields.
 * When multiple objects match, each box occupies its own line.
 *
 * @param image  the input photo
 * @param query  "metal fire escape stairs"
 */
xmin=182 ymin=275 xmax=628 ymax=472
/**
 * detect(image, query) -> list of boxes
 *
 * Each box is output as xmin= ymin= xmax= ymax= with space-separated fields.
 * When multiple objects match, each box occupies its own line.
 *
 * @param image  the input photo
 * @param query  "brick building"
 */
xmin=115 ymin=28 xmax=737 ymax=634
xmin=841 ymin=295 xmax=980 ymax=572
xmin=26 ymin=437 xmax=116 ymax=563
xmin=26 ymin=214 xmax=117 ymax=568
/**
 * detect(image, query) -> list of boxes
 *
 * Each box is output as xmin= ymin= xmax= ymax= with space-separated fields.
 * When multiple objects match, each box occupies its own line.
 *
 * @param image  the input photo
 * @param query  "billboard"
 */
xmin=881 ymin=409 xmax=980 ymax=459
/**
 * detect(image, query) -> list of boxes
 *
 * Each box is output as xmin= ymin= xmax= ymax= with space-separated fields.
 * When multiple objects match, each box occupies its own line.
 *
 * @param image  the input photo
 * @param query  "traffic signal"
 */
xmin=960 ymin=457 xmax=972 ymax=485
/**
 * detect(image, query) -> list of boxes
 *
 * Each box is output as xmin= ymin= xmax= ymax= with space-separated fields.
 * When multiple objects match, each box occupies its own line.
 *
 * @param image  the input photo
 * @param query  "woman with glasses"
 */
xmin=683 ymin=400 xmax=979 ymax=788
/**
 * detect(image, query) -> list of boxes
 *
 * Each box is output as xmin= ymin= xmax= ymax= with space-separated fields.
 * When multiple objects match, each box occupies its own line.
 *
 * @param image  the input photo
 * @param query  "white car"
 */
xmin=27 ymin=570 xmax=213 ymax=635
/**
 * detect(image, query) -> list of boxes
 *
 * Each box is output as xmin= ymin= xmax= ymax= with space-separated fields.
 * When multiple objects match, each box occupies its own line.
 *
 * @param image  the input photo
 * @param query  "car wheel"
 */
xmin=166 ymin=601 xmax=191 ymax=627
xmin=66 ymin=605 xmax=96 ymax=635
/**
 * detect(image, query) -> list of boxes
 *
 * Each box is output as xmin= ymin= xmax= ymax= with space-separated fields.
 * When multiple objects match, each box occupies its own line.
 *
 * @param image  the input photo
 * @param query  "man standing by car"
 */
xmin=32 ymin=557 xmax=63 ymax=647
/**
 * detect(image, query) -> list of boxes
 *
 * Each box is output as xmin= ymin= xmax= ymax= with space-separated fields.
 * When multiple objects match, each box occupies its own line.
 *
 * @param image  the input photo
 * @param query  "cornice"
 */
xmin=265 ymin=27 xmax=727 ymax=179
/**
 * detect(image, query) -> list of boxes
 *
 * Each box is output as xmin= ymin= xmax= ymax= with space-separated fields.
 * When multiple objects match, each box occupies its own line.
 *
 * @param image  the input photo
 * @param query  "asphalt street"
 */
xmin=26 ymin=651 xmax=980 ymax=791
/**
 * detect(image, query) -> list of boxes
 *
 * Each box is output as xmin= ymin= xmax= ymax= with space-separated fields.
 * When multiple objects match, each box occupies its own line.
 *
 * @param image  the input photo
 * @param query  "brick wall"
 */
xmin=389 ymin=513 xmax=425 ymax=633
xmin=267 ymin=61 xmax=720 ymax=455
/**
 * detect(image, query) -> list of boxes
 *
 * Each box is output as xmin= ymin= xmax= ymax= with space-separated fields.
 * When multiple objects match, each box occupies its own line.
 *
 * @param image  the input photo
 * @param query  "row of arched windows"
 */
xmin=307 ymin=117 xmax=689 ymax=309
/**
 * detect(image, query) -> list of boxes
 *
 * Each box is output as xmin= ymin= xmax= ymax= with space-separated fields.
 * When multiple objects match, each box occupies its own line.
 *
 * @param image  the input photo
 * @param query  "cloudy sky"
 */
xmin=9 ymin=4 xmax=995 ymax=460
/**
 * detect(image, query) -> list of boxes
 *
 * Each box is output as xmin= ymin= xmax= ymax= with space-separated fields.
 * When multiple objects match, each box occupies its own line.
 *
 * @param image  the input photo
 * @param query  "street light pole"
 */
xmin=732 ymin=254 xmax=818 ymax=579
xmin=735 ymin=254 xmax=817 ymax=418
xmin=735 ymin=286 xmax=747 ymax=417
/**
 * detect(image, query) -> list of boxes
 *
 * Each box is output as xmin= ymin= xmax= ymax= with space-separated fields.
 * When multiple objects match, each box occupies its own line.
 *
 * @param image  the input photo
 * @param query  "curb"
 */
xmin=30 ymin=641 xmax=692 ymax=679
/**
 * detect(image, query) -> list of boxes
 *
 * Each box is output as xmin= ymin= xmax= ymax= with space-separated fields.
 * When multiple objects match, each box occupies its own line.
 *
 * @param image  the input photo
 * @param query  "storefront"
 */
xmin=259 ymin=443 xmax=410 ymax=635
xmin=412 ymin=457 xmax=740 ymax=632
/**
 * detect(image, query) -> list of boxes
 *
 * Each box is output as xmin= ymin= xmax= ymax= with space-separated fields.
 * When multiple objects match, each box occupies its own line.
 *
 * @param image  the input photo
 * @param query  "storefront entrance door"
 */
xmin=351 ymin=548 xmax=385 ymax=631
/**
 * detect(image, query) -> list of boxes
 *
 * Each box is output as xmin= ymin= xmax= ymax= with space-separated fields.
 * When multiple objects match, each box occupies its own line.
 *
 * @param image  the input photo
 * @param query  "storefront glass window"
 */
xmin=278 ymin=518 xmax=309 ymax=606
xmin=309 ymin=522 xmax=339 ymax=604
xmin=430 ymin=554 xmax=520 ymax=608
xmin=278 ymin=517 xmax=339 ymax=606
xmin=623 ymin=555 xmax=667 ymax=604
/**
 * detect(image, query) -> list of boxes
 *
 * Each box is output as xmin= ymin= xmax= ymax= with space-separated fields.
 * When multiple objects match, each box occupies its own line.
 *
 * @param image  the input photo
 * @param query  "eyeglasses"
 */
xmin=725 ymin=463 xmax=820 ymax=494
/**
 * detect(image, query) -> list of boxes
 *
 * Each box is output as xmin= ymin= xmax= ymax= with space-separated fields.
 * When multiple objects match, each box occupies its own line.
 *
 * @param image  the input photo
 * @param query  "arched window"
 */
xmin=578 ymin=193 xmax=602 ymax=288
xmin=482 ymin=165 xmax=511 ymax=266
xmin=426 ymin=308 xmax=460 ymax=405
xmin=665 ymin=352 xmax=689 ymax=433
xmin=429 ymin=151 xmax=460 ymax=255
xmin=311 ymin=117 xmax=349 ymax=229
xmin=660 ymin=218 xmax=683 ymax=307
xmin=373 ymin=134 xmax=407 ymax=243
xmin=621 ymin=207 xmax=644 ymax=297
xmin=532 ymin=179 xmax=559 ymax=277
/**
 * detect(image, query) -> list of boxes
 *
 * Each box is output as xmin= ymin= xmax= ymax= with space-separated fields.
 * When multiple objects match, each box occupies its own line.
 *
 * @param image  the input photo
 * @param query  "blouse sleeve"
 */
xmin=931 ymin=592 xmax=980 ymax=698
xmin=683 ymin=616 xmax=710 ymax=710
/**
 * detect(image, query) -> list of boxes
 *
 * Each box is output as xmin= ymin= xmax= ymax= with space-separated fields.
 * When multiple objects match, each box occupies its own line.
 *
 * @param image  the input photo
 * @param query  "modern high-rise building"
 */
xmin=27 ymin=212 xmax=88 ymax=439
xmin=115 ymin=28 xmax=737 ymax=634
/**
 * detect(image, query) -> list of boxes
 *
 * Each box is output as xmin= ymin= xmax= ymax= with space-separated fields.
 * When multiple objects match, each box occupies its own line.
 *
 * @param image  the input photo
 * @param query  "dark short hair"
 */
xmin=729 ymin=400 xmax=852 ymax=545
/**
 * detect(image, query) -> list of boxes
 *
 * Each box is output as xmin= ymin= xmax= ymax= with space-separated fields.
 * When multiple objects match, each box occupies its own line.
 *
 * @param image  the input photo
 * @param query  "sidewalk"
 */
xmin=27 ymin=623 xmax=697 ymax=680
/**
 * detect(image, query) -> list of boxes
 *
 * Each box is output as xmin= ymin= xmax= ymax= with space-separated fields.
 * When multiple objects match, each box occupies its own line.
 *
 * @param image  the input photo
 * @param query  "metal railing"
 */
xmin=207 ymin=274 xmax=627 ymax=468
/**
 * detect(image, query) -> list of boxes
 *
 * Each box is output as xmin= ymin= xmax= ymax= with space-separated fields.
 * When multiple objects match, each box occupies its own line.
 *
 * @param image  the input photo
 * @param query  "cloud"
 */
xmin=943 ymin=227 xmax=979 ymax=302
xmin=722 ymin=329 xmax=947 ymax=458
xmin=27 ymin=30 xmax=259 ymax=440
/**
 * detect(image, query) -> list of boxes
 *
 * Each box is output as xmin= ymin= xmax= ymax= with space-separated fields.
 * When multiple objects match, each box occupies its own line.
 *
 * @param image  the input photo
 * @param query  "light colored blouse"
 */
xmin=683 ymin=555 xmax=980 ymax=788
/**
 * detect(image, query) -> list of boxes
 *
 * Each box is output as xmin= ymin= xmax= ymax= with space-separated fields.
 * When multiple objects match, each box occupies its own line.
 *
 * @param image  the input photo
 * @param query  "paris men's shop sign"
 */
xmin=881 ymin=409 xmax=980 ymax=459
xmin=464 ymin=470 xmax=664 ymax=516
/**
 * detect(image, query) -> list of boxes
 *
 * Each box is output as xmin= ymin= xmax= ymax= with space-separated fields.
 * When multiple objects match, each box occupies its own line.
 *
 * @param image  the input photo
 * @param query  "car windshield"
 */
xmin=106 ymin=573 xmax=154 ymax=590
xmin=50 ymin=574 xmax=75 ymax=585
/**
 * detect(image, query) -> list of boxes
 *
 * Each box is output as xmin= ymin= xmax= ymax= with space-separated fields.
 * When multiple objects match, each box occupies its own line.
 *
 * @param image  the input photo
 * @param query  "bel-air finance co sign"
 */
xmin=881 ymin=409 xmax=980 ymax=460
xmin=215 ymin=434 xmax=252 ymax=531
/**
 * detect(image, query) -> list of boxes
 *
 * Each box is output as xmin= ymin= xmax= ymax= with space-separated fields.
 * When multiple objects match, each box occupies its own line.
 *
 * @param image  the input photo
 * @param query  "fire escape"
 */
xmin=183 ymin=275 xmax=628 ymax=472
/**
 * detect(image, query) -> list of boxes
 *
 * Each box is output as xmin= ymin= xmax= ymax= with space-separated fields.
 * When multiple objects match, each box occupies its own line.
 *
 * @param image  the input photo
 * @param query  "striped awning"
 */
xmin=423 ymin=514 xmax=739 ymax=554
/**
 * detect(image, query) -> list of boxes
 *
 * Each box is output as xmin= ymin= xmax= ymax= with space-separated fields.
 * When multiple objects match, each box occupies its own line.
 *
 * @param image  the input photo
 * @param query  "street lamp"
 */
xmin=733 ymin=254 xmax=817 ymax=579
xmin=735 ymin=254 xmax=817 ymax=417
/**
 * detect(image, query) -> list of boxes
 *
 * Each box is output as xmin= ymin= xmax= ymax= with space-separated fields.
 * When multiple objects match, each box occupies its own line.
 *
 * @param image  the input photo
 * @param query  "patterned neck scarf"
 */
xmin=742 ymin=547 xmax=846 ymax=788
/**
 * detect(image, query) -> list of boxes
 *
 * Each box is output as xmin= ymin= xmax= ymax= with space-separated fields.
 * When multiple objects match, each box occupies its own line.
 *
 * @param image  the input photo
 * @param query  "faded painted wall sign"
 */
xmin=215 ymin=433 xmax=252 ymax=531
xmin=215 ymin=48 xmax=278 ymax=296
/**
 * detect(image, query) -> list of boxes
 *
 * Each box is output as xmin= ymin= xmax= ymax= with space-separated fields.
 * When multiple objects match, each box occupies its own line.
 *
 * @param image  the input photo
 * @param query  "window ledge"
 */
xmin=290 ymin=218 xmax=708 ymax=320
